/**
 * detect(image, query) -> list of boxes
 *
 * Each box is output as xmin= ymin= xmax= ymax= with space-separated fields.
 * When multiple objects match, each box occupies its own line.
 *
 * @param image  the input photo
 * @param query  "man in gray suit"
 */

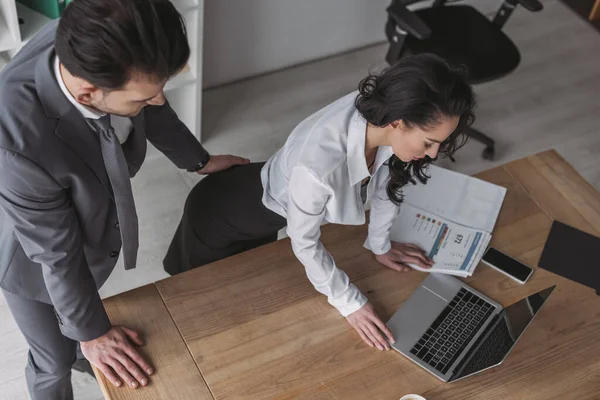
xmin=0 ymin=0 xmax=249 ymax=398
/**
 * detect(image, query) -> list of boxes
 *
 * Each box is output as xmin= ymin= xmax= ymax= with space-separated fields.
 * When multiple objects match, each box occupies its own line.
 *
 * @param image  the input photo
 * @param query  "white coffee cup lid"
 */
xmin=400 ymin=395 xmax=426 ymax=400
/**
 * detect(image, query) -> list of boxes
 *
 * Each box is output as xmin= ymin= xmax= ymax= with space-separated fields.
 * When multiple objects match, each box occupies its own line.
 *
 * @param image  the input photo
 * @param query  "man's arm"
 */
xmin=0 ymin=148 xmax=110 ymax=341
xmin=143 ymin=100 xmax=209 ymax=169
xmin=143 ymin=101 xmax=250 ymax=173
xmin=0 ymin=148 xmax=154 ymax=389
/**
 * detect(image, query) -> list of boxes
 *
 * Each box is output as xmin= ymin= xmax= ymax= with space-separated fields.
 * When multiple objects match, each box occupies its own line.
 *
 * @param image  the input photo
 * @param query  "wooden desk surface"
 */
xmin=92 ymin=285 xmax=213 ymax=400
xmin=101 ymin=150 xmax=600 ymax=400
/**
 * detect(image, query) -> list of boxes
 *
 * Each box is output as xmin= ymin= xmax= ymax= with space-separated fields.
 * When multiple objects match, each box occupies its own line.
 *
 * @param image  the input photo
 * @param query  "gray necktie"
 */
xmin=88 ymin=115 xmax=139 ymax=270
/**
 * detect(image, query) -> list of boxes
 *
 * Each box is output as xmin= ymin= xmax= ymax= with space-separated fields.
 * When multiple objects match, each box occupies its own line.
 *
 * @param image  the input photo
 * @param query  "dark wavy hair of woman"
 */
xmin=355 ymin=53 xmax=475 ymax=205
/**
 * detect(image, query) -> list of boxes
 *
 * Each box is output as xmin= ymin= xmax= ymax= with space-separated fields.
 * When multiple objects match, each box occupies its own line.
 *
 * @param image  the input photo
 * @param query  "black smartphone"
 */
xmin=481 ymin=247 xmax=533 ymax=284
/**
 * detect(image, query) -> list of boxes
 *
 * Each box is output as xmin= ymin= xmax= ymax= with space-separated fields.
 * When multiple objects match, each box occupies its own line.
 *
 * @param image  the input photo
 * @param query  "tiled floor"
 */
xmin=1 ymin=0 xmax=599 ymax=398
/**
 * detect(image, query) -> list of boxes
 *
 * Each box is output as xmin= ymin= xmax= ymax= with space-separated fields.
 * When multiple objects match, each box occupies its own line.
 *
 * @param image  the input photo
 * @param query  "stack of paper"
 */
xmin=389 ymin=166 xmax=507 ymax=277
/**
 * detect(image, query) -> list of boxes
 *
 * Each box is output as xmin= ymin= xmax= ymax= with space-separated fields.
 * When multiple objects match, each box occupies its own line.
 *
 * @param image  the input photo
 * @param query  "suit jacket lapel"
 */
xmin=55 ymin=111 xmax=114 ymax=200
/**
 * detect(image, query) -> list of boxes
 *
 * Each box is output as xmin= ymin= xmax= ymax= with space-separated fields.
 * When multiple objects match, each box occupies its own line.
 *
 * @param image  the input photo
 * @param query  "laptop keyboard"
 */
xmin=455 ymin=317 xmax=514 ymax=379
xmin=409 ymin=288 xmax=495 ymax=375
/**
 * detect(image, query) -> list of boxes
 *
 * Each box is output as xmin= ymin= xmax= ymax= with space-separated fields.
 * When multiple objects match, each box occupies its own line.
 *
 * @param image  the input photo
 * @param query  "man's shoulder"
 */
xmin=0 ymin=70 xmax=58 ymax=152
xmin=0 ymin=20 xmax=61 ymax=153
xmin=0 ymin=92 xmax=58 ymax=156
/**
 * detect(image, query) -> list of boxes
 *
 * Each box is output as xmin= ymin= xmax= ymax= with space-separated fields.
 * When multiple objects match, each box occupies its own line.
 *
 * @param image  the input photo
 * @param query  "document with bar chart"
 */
xmin=389 ymin=166 xmax=506 ymax=277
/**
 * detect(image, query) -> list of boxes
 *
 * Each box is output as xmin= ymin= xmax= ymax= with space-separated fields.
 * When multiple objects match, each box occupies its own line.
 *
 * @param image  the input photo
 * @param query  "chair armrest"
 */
xmin=386 ymin=2 xmax=431 ymax=40
xmin=517 ymin=0 xmax=543 ymax=12
xmin=493 ymin=0 xmax=543 ymax=27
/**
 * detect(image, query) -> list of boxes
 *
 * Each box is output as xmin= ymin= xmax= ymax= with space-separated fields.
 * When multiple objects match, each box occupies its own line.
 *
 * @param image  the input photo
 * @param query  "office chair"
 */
xmin=384 ymin=0 xmax=543 ymax=160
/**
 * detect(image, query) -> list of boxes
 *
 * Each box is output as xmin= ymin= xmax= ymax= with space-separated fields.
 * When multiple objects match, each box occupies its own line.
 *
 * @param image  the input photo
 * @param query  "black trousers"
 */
xmin=164 ymin=162 xmax=287 ymax=275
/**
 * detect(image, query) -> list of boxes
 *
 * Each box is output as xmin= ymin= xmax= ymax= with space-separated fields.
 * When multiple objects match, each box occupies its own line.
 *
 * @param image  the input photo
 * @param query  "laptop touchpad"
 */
xmin=388 ymin=286 xmax=449 ymax=352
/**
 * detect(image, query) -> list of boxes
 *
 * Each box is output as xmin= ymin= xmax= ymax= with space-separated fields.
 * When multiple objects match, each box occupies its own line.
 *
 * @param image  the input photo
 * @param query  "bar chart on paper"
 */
xmin=391 ymin=204 xmax=491 ymax=277
xmin=420 ymin=213 xmax=485 ymax=270
xmin=387 ymin=166 xmax=505 ymax=277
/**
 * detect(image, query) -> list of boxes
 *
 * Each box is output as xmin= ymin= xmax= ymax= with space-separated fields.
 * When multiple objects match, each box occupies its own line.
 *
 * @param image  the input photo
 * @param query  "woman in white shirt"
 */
xmin=164 ymin=54 xmax=475 ymax=351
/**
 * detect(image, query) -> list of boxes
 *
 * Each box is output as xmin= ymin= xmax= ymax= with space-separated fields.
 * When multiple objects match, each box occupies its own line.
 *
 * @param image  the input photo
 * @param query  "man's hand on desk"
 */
xmin=81 ymin=326 xmax=153 ymax=389
xmin=196 ymin=154 xmax=250 ymax=174
xmin=375 ymin=242 xmax=433 ymax=272
xmin=346 ymin=302 xmax=395 ymax=351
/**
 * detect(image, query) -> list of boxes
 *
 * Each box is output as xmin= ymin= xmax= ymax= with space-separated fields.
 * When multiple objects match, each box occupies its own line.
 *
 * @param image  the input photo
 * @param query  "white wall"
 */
xmin=202 ymin=0 xmax=502 ymax=88
xmin=202 ymin=0 xmax=390 ymax=88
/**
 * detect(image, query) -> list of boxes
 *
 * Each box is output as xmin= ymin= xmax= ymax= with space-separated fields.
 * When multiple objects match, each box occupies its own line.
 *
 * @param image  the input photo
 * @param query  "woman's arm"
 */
xmin=365 ymin=166 xmax=400 ymax=255
xmin=366 ymin=168 xmax=432 ymax=271
xmin=286 ymin=166 xmax=367 ymax=316
xmin=287 ymin=166 xmax=395 ymax=350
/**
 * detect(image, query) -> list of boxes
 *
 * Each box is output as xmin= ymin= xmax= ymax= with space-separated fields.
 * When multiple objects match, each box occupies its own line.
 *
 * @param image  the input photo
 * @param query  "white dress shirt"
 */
xmin=54 ymin=56 xmax=133 ymax=144
xmin=261 ymin=92 xmax=399 ymax=316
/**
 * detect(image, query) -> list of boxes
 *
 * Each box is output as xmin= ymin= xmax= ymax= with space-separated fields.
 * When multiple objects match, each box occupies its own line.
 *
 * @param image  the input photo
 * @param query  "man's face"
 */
xmin=81 ymin=74 xmax=168 ymax=117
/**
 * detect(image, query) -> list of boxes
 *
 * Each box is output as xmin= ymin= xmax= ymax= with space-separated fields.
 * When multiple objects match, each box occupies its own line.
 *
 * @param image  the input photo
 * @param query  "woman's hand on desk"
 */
xmin=375 ymin=242 xmax=433 ymax=272
xmin=346 ymin=302 xmax=395 ymax=351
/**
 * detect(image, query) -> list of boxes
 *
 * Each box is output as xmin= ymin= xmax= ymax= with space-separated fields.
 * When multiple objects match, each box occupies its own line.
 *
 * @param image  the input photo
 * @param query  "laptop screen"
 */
xmin=451 ymin=285 xmax=556 ymax=381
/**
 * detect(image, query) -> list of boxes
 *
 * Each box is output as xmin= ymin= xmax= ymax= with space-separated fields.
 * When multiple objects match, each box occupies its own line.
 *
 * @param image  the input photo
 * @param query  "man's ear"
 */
xmin=75 ymin=82 xmax=100 ymax=106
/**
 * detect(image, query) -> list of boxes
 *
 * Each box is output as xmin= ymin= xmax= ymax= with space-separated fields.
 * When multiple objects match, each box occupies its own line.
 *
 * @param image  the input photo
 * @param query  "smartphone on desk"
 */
xmin=481 ymin=247 xmax=533 ymax=284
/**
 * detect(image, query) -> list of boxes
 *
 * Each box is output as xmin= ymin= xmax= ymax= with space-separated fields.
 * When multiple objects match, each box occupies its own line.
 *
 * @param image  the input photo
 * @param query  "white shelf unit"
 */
xmin=0 ymin=0 xmax=204 ymax=140
xmin=165 ymin=1 xmax=204 ymax=140
xmin=0 ymin=0 xmax=20 ymax=52
xmin=14 ymin=1 xmax=50 ymax=49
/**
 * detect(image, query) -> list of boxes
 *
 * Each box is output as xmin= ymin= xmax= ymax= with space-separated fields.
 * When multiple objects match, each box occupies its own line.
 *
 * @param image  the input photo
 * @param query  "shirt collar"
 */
xmin=346 ymin=110 xmax=393 ymax=186
xmin=53 ymin=55 xmax=106 ymax=120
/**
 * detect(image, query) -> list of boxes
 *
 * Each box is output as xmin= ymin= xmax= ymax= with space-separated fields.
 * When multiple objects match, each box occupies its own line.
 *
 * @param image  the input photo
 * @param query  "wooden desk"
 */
xmin=92 ymin=285 xmax=213 ymax=399
xmin=98 ymin=150 xmax=600 ymax=399
xmin=590 ymin=0 xmax=600 ymax=21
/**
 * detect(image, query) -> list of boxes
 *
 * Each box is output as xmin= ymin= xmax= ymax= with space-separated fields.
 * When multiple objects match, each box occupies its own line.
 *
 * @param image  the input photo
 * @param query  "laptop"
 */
xmin=387 ymin=273 xmax=555 ymax=382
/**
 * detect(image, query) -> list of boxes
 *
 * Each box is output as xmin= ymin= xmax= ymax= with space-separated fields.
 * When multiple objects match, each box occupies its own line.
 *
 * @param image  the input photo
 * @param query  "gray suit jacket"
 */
xmin=0 ymin=21 xmax=208 ymax=341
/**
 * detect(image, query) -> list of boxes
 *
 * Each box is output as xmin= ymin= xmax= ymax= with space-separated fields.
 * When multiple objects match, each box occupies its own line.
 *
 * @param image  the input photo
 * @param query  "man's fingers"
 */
xmin=114 ymin=351 xmax=148 ymax=387
xmin=226 ymin=155 xmax=250 ymax=165
xmin=120 ymin=342 xmax=153 ymax=376
xmin=108 ymin=359 xmax=138 ymax=389
xmin=98 ymin=364 xmax=121 ymax=387
xmin=121 ymin=326 xmax=144 ymax=346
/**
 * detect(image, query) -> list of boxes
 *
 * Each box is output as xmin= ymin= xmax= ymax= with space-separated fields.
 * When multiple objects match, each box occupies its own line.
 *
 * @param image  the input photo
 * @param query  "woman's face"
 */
xmin=389 ymin=117 xmax=460 ymax=163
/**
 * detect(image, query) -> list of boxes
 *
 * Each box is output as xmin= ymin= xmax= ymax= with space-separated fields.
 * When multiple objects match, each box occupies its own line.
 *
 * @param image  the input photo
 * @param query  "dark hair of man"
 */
xmin=55 ymin=0 xmax=190 ymax=90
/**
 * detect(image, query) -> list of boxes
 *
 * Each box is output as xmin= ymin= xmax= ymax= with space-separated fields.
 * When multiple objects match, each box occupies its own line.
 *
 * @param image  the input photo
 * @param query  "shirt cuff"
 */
xmin=363 ymin=236 xmax=392 ymax=256
xmin=328 ymin=284 xmax=368 ymax=317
